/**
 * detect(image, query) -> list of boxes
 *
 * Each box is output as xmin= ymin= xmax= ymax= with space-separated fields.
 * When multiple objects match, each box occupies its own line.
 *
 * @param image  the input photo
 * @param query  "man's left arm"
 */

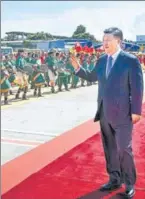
xmin=129 ymin=57 xmax=144 ymax=123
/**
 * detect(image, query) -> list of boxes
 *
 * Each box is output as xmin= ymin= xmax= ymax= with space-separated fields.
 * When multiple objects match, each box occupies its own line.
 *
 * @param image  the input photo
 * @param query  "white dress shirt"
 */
xmin=108 ymin=48 xmax=122 ymax=66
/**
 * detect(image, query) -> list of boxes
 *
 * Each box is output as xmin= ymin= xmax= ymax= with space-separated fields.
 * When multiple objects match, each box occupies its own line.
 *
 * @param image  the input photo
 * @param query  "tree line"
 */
xmin=2 ymin=25 xmax=101 ymax=42
xmin=2 ymin=24 xmax=136 ymax=44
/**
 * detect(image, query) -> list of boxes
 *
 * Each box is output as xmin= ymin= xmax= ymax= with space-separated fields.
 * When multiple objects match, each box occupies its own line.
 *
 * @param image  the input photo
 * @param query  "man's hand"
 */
xmin=69 ymin=55 xmax=80 ymax=70
xmin=132 ymin=114 xmax=141 ymax=124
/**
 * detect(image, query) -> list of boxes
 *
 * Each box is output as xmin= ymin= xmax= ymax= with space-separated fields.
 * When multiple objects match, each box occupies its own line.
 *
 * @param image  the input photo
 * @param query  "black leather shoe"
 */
xmin=100 ymin=182 xmax=121 ymax=192
xmin=119 ymin=187 xmax=135 ymax=198
xmin=125 ymin=187 xmax=135 ymax=198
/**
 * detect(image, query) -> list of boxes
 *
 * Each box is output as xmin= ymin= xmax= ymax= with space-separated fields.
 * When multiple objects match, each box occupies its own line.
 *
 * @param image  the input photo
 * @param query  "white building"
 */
xmin=136 ymin=35 xmax=145 ymax=44
xmin=136 ymin=35 xmax=145 ymax=52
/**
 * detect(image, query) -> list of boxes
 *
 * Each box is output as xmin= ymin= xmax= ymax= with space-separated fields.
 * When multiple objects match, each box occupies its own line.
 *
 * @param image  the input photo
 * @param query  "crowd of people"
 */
xmin=1 ymin=48 xmax=145 ymax=105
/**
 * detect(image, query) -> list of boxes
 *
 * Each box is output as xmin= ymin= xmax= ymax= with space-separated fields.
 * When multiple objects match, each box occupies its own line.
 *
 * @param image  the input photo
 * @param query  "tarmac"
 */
xmin=1 ymin=73 xmax=145 ymax=165
xmin=1 ymin=83 xmax=98 ymax=165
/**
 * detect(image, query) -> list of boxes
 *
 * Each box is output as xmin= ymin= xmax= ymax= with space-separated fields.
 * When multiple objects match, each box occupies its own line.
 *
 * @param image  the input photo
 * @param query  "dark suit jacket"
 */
xmin=76 ymin=51 xmax=144 ymax=124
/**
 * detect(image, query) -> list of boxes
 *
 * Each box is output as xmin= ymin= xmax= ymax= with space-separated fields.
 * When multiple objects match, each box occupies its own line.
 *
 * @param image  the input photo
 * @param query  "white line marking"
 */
xmin=1 ymin=137 xmax=44 ymax=143
xmin=1 ymin=129 xmax=59 ymax=137
xmin=1 ymin=141 xmax=36 ymax=147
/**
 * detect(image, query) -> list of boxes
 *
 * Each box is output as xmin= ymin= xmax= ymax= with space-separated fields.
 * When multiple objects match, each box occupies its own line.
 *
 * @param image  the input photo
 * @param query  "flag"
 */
xmin=75 ymin=42 xmax=82 ymax=53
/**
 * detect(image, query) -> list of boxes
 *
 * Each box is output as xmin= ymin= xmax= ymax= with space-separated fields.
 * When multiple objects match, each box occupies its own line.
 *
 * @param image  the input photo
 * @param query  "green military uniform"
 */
xmin=57 ymin=59 xmax=69 ymax=91
xmin=32 ymin=58 xmax=45 ymax=97
xmin=81 ymin=56 xmax=89 ymax=86
xmin=65 ymin=58 xmax=72 ymax=84
xmin=4 ymin=58 xmax=17 ymax=95
xmin=45 ymin=53 xmax=56 ymax=93
xmin=88 ymin=55 xmax=97 ymax=85
xmin=10 ymin=59 xmax=16 ymax=67
xmin=89 ymin=58 xmax=96 ymax=71
xmin=25 ymin=56 xmax=33 ymax=88
xmin=15 ymin=54 xmax=29 ymax=100
xmin=4 ymin=60 xmax=16 ymax=85
xmin=44 ymin=56 xmax=50 ymax=86
xmin=25 ymin=57 xmax=32 ymax=63
xmin=16 ymin=56 xmax=26 ymax=71
xmin=0 ymin=63 xmax=11 ymax=104
xmin=54 ymin=55 xmax=60 ymax=86
xmin=66 ymin=59 xmax=79 ymax=88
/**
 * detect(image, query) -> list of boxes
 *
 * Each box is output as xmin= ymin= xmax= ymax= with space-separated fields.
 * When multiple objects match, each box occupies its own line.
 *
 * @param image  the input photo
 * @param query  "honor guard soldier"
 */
xmin=67 ymin=53 xmax=79 ymax=89
xmin=15 ymin=49 xmax=29 ymax=100
xmin=45 ymin=50 xmax=57 ymax=93
xmin=4 ymin=55 xmax=17 ymax=95
xmin=57 ymin=55 xmax=69 ymax=92
xmin=0 ymin=62 xmax=11 ymax=105
xmin=32 ymin=54 xmax=45 ymax=97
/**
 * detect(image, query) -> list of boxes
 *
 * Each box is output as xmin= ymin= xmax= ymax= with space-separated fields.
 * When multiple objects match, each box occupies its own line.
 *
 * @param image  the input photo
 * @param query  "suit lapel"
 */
xmin=102 ymin=55 xmax=108 ymax=82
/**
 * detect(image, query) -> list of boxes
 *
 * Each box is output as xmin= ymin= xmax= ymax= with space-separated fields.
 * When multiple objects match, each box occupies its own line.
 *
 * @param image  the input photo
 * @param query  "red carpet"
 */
xmin=2 ymin=103 xmax=145 ymax=199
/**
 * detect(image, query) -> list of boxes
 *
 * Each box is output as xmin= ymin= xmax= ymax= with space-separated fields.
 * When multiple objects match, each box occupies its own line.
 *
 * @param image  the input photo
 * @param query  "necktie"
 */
xmin=106 ymin=56 xmax=113 ymax=78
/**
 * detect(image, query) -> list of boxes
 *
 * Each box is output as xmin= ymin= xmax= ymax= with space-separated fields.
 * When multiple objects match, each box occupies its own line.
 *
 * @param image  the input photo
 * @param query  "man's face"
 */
xmin=103 ymin=34 xmax=120 ymax=55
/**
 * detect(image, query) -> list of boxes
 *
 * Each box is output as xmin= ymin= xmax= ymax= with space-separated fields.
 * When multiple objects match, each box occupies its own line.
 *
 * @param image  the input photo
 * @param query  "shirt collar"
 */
xmin=108 ymin=48 xmax=122 ymax=60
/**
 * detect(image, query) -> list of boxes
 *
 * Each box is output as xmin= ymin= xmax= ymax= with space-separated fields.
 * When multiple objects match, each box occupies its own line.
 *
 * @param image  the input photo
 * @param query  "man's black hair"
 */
xmin=104 ymin=27 xmax=123 ymax=41
xmin=18 ymin=49 xmax=24 ymax=53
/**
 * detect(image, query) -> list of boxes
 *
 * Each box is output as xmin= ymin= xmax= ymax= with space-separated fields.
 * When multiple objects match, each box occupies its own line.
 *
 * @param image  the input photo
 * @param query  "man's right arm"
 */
xmin=74 ymin=61 xmax=99 ymax=82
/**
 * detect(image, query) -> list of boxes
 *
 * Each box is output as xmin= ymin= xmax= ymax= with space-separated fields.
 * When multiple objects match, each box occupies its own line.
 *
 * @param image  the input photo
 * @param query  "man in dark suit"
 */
xmin=70 ymin=27 xmax=144 ymax=198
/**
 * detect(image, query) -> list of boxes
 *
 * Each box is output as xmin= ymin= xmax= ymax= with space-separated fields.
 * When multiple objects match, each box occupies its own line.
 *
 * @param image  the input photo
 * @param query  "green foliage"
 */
xmin=3 ymin=25 xmax=101 ymax=42
xmin=72 ymin=25 xmax=86 ymax=36
xmin=72 ymin=25 xmax=100 ymax=42
xmin=23 ymin=40 xmax=32 ymax=48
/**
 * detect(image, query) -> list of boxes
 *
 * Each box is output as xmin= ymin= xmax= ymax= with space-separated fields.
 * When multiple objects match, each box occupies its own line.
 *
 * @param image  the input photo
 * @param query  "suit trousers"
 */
xmin=99 ymin=104 xmax=136 ymax=186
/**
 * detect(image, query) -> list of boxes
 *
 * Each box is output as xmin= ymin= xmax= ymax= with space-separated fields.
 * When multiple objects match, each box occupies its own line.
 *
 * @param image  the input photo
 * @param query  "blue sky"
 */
xmin=2 ymin=1 xmax=127 ymax=20
xmin=1 ymin=1 xmax=145 ymax=40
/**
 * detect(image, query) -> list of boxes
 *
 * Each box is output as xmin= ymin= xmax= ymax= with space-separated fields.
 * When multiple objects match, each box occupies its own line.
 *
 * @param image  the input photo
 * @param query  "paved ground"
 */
xmin=1 ymin=83 xmax=99 ymax=165
xmin=1 ymin=73 xmax=145 ymax=165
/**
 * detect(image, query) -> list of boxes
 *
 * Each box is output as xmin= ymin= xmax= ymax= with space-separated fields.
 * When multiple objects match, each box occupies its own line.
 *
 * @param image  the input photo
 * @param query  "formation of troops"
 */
xmin=0 ymin=49 xmax=99 ymax=105
xmin=1 ymin=48 xmax=145 ymax=105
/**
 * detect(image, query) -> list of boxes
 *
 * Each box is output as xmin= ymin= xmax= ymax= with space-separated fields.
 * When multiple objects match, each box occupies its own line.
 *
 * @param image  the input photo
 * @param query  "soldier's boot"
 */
xmin=81 ymin=79 xmax=85 ymax=87
xmin=65 ymin=87 xmax=70 ymax=91
xmin=64 ymin=84 xmax=69 ymax=91
xmin=22 ymin=87 xmax=29 ymax=100
xmin=4 ymin=92 xmax=10 ymax=105
xmin=87 ymin=81 xmax=91 ymax=86
xmin=31 ymin=85 xmax=34 ymax=89
xmin=22 ymin=92 xmax=28 ymax=100
xmin=58 ymin=86 xmax=62 ymax=92
xmin=58 ymin=80 xmax=62 ymax=91
xmin=51 ymin=86 xmax=55 ymax=93
xmin=55 ymin=79 xmax=58 ymax=86
xmin=9 ymin=90 xmax=14 ymax=95
xmin=44 ymin=83 xmax=48 ymax=87
xmin=30 ymin=81 xmax=34 ymax=89
xmin=15 ymin=88 xmax=21 ymax=99
xmin=68 ymin=75 xmax=71 ymax=84
xmin=34 ymin=87 xmax=37 ymax=97
xmin=38 ymin=87 xmax=43 ymax=97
